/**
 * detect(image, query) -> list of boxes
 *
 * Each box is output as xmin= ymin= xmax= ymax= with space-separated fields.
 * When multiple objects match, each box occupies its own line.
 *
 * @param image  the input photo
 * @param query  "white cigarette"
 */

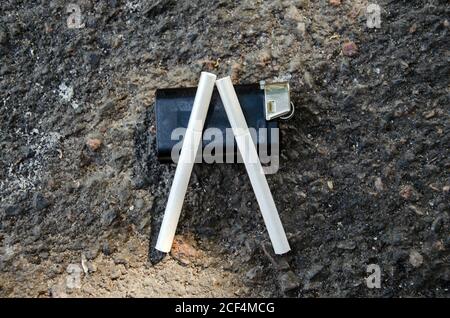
xmin=216 ymin=76 xmax=291 ymax=255
xmin=155 ymin=72 xmax=217 ymax=253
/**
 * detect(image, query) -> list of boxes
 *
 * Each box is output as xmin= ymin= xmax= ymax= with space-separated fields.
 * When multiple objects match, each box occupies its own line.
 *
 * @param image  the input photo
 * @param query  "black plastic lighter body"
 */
xmin=155 ymin=84 xmax=280 ymax=163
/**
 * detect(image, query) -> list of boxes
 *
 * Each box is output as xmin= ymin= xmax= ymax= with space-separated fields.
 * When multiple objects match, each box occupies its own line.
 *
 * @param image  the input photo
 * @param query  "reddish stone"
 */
xmin=342 ymin=41 xmax=358 ymax=57
xmin=86 ymin=138 xmax=102 ymax=151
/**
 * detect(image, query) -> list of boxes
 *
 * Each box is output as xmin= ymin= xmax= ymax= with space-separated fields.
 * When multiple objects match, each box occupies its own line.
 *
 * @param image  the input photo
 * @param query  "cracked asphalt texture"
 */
xmin=0 ymin=0 xmax=449 ymax=297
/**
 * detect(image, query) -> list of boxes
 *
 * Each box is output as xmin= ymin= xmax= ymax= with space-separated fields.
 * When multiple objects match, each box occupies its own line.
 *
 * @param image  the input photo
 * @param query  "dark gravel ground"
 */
xmin=0 ymin=0 xmax=449 ymax=297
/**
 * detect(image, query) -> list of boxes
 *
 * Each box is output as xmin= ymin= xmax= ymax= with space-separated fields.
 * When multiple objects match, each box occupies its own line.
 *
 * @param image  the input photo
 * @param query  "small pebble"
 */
xmin=399 ymin=185 xmax=416 ymax=200
xmin=375 ymin=177 xmax=384 ymax=191
xmin=258 ymin=49 xmax=271 ymax=65
xmin=409 ymin=250 xmax=423 ymax=268
xmin=171 ymin=235 xmax=201 ymax=266
xmin=327 ymin=180 xmax=334 ymax=190
xmin=342 ymin=41 xmax=358 ymax=57
xmin=101 ymin=210 xmax=117 ymax=227
xmin=297 ymin=22 xmax=306 ymax=36
xmin=110 ymin=267 xmax=122 ymax=280
xmin=337 ymin=241 xmax=356 ymax=250
xmin=408 ymin=205 xmax=424 ymax=216
xmin=423 ymin=110 xmax=436 ymax=119
xmin=86 ymin=138 xmax=102 ymax=151
xmin=329 ymin=0 xmax=341 ymax=6
xmin=278 ymin=271 xmax=300 ymax=293
xmin=231 ymin=62 xmax=242 ymax=82
xmin=32 ymin=193 xmax=50 ymax=211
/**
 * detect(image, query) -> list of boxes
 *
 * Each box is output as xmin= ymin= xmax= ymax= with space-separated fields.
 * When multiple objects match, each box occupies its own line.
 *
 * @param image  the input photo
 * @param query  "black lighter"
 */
xmin=155 ymin=81 xmax=292 ymax=165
